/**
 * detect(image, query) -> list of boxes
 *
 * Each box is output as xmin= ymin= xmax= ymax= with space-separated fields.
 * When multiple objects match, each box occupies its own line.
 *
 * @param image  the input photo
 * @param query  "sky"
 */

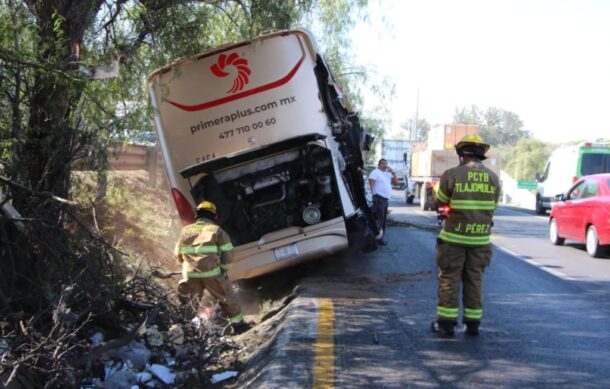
xmin=351 ymin=0 xmax=610 ymax=143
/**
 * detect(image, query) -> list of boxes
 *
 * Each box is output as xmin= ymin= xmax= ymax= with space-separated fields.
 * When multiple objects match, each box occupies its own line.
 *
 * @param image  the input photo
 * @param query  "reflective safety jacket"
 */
xmin=433 ymin=159 xmax=501 ymax=246
xmin=175 ymin=218 xmax=235 ymax=278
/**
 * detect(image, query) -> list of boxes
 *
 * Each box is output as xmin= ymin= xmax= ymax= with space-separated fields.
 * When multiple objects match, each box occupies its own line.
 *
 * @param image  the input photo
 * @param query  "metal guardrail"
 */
xmin=106 ymin=143 xmax=164 ymax=188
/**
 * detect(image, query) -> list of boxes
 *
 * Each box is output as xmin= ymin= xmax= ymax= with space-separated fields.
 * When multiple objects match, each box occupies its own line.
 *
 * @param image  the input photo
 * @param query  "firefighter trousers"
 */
xmin=178 ymin=274 xmax=243 ymax=323
xmin=435 ymin=240 xmax=492 ymax=324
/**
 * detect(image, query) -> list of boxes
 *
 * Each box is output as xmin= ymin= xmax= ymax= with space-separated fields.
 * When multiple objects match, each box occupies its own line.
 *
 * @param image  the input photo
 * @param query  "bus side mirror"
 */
xmin=535 ymin=173 xmax=541 ymax=182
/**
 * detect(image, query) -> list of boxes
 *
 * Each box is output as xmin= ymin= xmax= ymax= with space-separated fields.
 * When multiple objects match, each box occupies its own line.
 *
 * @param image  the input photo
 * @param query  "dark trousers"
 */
xmin=435 ymin=240 xmax=492 ymax=323
xmin=373 ymin=194 xmax=389 ymax=239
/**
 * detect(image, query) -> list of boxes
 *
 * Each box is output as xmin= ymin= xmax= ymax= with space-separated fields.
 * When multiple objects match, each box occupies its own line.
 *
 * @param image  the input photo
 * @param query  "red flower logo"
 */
xmin=210 ymin=52 xmax=251 ymax=94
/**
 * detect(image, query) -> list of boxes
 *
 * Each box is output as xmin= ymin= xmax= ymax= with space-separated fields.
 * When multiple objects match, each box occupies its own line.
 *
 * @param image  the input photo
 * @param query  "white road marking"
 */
xmin=496 ymin=206 xmax=549 ymax=220
xmin=493 ymin=244 xmax=576 ymax=281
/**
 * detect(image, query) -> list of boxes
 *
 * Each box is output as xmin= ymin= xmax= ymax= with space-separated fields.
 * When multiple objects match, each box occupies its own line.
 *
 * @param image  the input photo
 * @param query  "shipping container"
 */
xmin=381 ymin=139 xmax=412 ymax=189
xmin=427 ymin=124 xmax=479 ymax=151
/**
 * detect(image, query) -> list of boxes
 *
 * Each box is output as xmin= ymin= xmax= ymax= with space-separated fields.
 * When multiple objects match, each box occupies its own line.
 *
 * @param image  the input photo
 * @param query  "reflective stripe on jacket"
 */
xmin=433 ymin=160 xmax=501 ymax=246
xmin=175 ymin=218 xmax=235 ymax=276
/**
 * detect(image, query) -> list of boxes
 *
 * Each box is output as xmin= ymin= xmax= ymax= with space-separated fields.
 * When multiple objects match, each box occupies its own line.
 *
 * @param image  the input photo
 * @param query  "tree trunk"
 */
xmin=19 ymin=1 xmax=103 ymax=206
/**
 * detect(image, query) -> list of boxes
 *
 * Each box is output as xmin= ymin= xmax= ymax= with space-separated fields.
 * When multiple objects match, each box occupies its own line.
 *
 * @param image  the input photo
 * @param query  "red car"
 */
xmin=549 ymin=173 xmax=610 ymax=257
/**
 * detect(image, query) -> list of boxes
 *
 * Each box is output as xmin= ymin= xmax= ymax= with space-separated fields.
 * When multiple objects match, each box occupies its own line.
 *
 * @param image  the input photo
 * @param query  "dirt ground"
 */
xmin=73 ymin=170 xmax=183 ymax=270
xmin=75 ymin=170 xmax=299 ymax=365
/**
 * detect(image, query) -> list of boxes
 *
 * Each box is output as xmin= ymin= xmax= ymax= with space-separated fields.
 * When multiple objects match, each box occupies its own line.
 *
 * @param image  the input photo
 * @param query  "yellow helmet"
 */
xmin=196 ymin=200 xmax=217 ymax=214
xmin=455 ymin=134 xmax=490 ymax=158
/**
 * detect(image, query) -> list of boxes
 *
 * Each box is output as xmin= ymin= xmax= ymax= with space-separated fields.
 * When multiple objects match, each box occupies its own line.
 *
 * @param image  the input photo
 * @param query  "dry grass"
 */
xmin=71 ymin=171 xmax=182 ymax=270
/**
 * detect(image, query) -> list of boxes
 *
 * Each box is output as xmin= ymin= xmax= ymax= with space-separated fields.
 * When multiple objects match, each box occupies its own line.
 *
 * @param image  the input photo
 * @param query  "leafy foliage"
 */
xmin=496 ymin=138 xmax=556 ymax=181
xmin=399 ymin=117 xmax=431 ymax=142
xmin=303 ymin=0 xmax=393 ymax=155
xmin=0 ymin=2 xmax=388 ymax=386
xmin=453 ymin=104 xmax=531 ymax=146
xmin=451 ymin=104 xmax=551 ymax=181
xmin=0 ymin=1 xmax=377 ymax=188
xmin=0 ymin=0 xmax=380 ymax=317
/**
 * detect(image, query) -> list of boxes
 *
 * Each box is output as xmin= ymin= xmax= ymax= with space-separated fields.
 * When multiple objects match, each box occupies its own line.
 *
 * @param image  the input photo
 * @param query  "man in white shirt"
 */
xmin=368 ymin=158 xmax=398 ymax=245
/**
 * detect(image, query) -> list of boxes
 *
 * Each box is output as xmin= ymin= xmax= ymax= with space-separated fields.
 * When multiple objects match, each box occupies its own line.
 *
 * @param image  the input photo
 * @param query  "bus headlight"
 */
xmin=302 ymin=205 xmax=321 ymax=225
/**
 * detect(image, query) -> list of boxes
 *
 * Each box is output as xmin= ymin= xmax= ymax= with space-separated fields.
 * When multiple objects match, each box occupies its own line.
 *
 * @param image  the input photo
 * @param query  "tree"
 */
xmin=400 ymin=117 xmax=431 ymax=142
xmin=0 ymin=0 xmax=375 ymax=316
xmin=1 ymin=3 xmax=384 ymax=384
xmin=304 ymin=0 xmax=393 ymax=145
xmin=453 ymin=105 xmax=530 ymax=146
xmin=501 ymin=138 xmax=556 ymax=181
xmin=453 ymin=104 xmax=481 ymax=126
xmin=1 ymin=1 xmax=359 ymax=197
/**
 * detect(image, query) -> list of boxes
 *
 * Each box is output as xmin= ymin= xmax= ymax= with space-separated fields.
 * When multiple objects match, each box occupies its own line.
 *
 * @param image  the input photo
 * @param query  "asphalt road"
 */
xmin=290 ymin=190 xmax=610 ymax=388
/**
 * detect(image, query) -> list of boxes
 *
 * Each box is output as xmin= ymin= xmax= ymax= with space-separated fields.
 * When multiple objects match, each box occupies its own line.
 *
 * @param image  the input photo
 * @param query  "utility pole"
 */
xmin=414 ymin=87 xmax=420 ymax=142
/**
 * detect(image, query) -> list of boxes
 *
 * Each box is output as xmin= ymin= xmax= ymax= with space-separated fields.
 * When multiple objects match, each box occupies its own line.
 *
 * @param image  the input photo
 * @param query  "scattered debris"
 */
xmin=146 ymin=325 xmax=164 ymax=347
xmin=0 ymin=338 xmax=10 ymax=359
xmin=104 ymin=362 xmax=137 ymax=388
xmin=0 ymin=266 xmax=245 ymax=388
xmin=0 ymin=171 xmax=299 ymax=388
xmin=148 ymin=364 xmax=176 ymax=384
xmin=135 ymin=371 xmax=152 ymax=383
xmin=90 ymin=332 xmax=105 ymax=346
xmin=210 ymin=370 xmax=239 ymax=384
xmin=105 ymin=341 xmax=151 ymax=370
xmin=167 ymin=324 xmax=184 ymax=345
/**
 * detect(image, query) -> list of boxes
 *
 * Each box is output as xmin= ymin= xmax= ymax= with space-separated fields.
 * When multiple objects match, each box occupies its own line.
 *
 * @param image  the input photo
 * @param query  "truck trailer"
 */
xmin=381 ymin=139 xmax=412 ymax=190
xmin=148 ymin=30 xmax=378 ymax=280
xmin=407 ymin=124 xmax=501 ymax=210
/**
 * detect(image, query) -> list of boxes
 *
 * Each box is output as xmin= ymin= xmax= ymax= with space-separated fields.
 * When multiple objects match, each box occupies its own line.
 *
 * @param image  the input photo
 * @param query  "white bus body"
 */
xmin=148 ymin=30 xmax=377 ymax=279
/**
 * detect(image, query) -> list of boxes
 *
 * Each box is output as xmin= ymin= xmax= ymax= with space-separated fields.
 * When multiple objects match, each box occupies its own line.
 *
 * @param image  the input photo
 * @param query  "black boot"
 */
xmin=431 ymin=320 xmax=455 ymax=336
xmin=464 ymin=321 xmax=480 ymax=336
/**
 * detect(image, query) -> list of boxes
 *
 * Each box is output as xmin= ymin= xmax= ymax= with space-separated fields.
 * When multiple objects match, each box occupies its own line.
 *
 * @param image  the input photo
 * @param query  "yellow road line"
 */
xmin=313 ymin=298 xmax=335 ymax=389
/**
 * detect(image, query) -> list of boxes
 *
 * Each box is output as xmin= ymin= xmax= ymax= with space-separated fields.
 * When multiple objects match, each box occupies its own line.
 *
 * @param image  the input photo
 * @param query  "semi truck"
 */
xmin=147 ymin=29 xmax=378 ymax=280
xmin=381 ymin=139 xmax=412 ymax=190
xmin=407 ymin=145 xmax=460 ymax=210
xmin=406 ymin=124 xmax=501 ymax=210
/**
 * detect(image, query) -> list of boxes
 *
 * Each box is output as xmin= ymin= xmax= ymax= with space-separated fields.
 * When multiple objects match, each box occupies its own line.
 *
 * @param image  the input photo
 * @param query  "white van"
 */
xmin=535 ymin=142 xmax=610 ymax=214
xmin=148 ymin=30 xmax=377 ymax=280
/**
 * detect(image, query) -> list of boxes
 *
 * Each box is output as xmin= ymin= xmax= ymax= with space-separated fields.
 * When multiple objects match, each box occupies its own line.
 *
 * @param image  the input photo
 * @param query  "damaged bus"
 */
xmin=148 ymin=29 xmax=377 ymax=280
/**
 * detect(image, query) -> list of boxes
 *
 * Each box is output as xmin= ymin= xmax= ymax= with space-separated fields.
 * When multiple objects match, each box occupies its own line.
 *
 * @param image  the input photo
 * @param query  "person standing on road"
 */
xmin=431 ymin=134 xmax=501 ymax=336
xmin=175 ymin=200 xmax=248 ymax=334
xmin=368 ymin=158 xmax=398 ymax=245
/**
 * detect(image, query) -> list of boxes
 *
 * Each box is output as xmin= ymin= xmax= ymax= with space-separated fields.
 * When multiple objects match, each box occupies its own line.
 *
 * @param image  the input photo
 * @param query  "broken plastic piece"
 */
xmin=146 ymin=325 xmax=163 ymax=347
xmin=0 ymin=339 xmax=10 ymax=359
xmin=210 ymin=371 xmax=239 ymax=383
xmin=105 ymin=341 xmax=151 ymax=369
xmin=148 ymin=364 xmax=175 ymax=385
xmin=135 ymin=371 xmax=152 ymax=383
xmin=90 ymin=332 xmax=104 ymax=346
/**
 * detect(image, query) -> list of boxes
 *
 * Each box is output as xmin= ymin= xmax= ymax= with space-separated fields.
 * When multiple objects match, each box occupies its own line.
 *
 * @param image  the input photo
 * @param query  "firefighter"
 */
xmin=175 ymin=200 xmax=248 ymax=334
xmin=431 ymin=134 xmax=501 ymax=336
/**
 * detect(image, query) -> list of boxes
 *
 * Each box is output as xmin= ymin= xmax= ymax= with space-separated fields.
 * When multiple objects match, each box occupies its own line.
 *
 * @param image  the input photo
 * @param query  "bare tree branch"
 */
xmin=0 ymin=176 xmax=77 ymax=206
